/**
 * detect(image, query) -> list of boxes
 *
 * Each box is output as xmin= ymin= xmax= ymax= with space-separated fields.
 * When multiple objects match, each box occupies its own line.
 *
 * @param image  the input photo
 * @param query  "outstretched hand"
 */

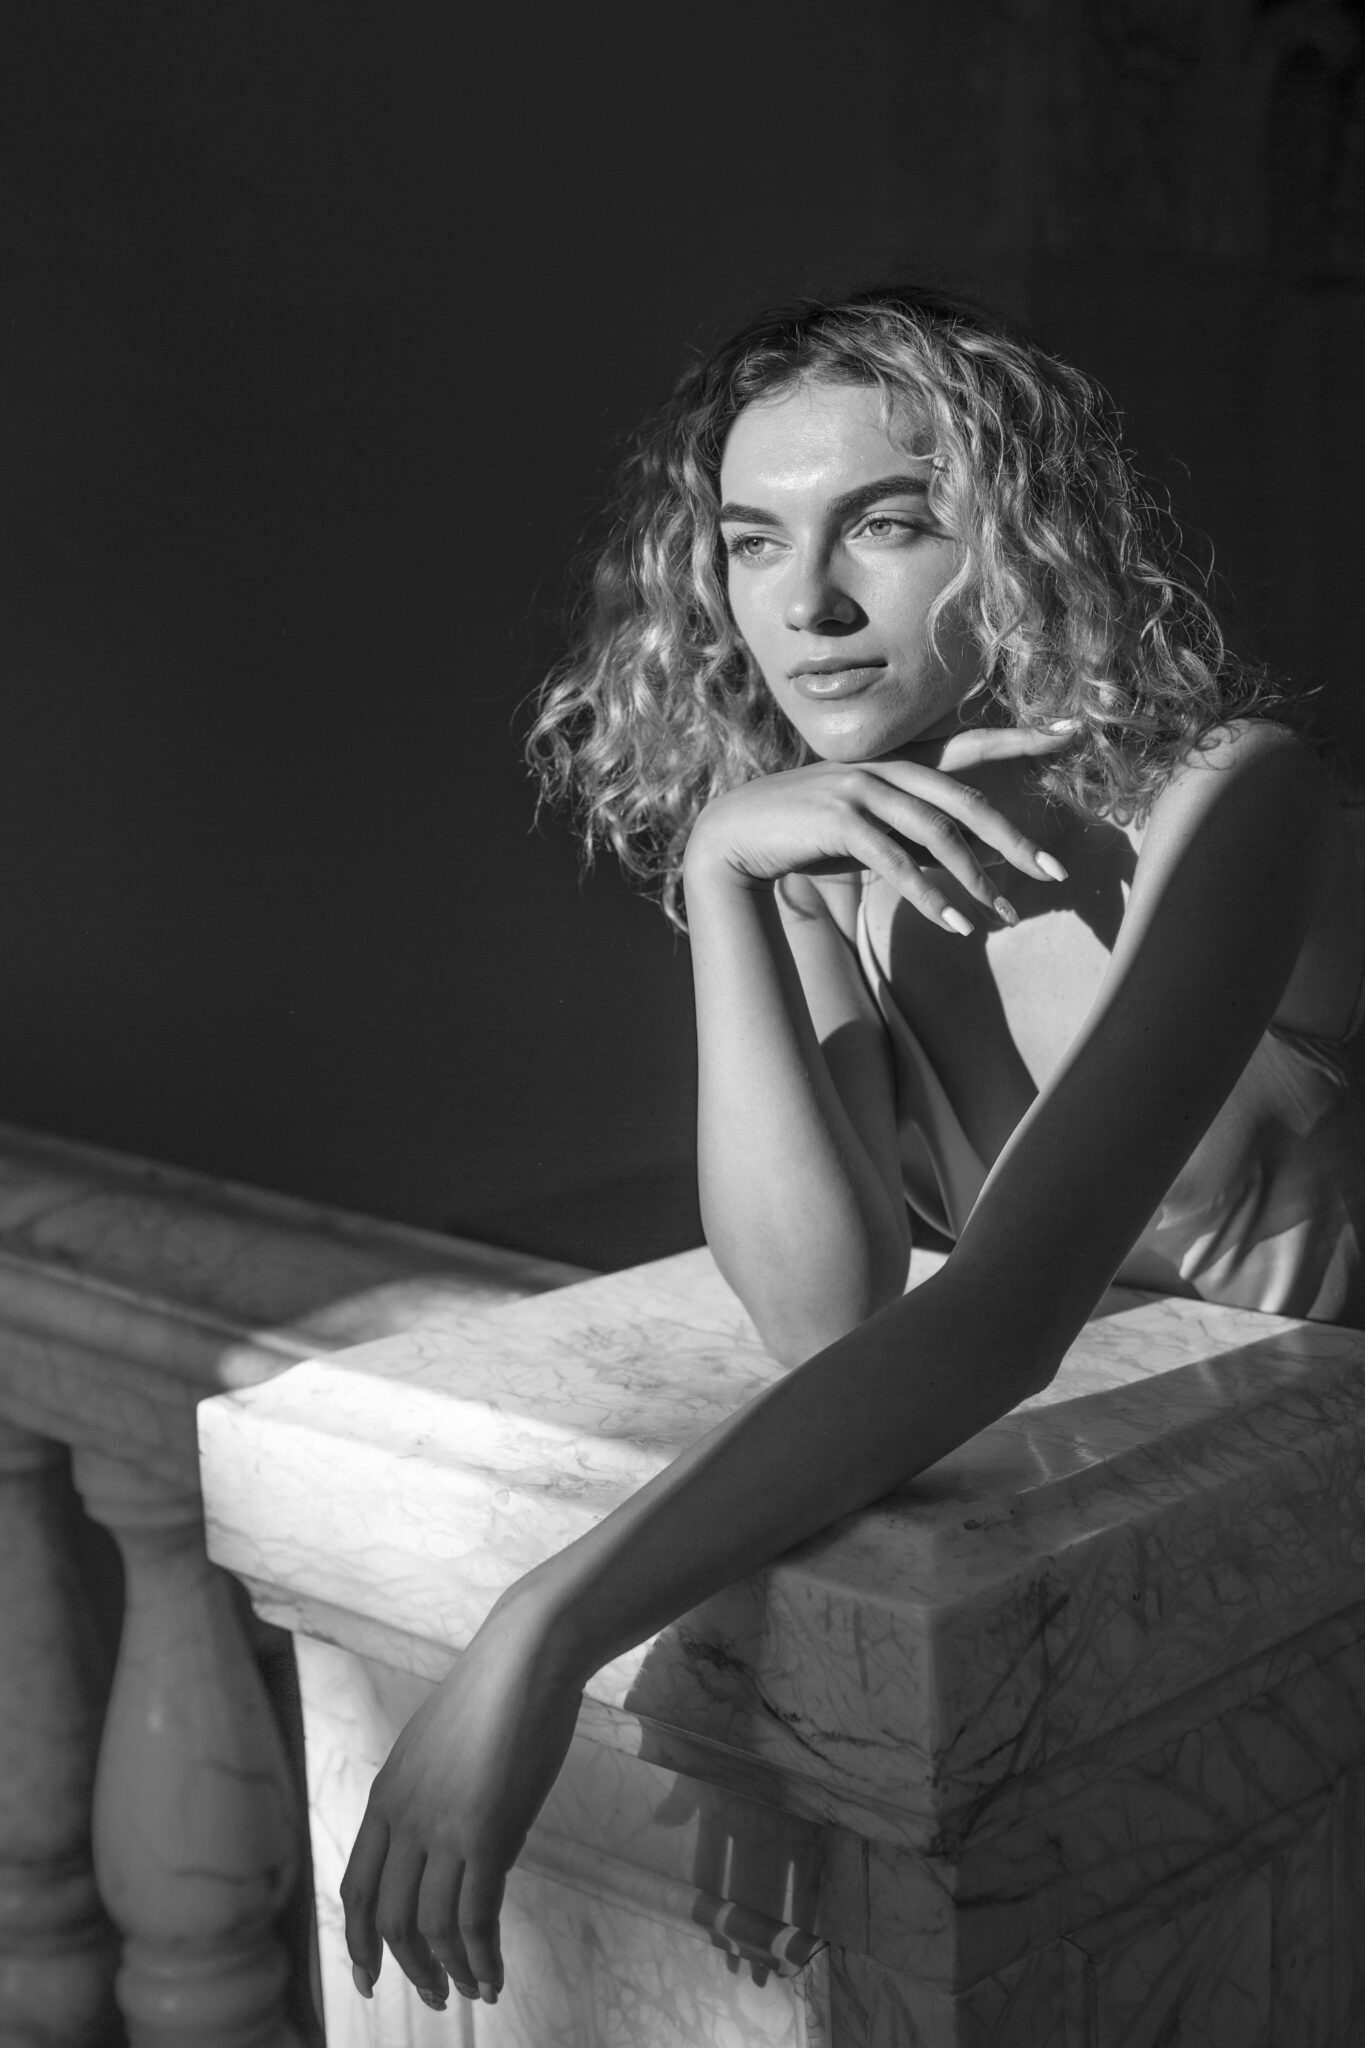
xmin=341 ymin=1592 xmax=583 ymax=2012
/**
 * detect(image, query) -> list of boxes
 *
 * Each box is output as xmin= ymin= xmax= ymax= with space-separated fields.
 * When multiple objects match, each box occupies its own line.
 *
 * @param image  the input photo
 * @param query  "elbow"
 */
xmin=763 ymin=1325 xmax=838 ymax=1372
xmin=1017 ymin=1345 xmax=1062 ymax=1404
xmin=762 ymin=1323 xmax=858 ymax=1372
xmin=752 ymin=1269 xmax=910 ymax=1372
xmin=707 ymin=1214 xmax=912 ymax=1371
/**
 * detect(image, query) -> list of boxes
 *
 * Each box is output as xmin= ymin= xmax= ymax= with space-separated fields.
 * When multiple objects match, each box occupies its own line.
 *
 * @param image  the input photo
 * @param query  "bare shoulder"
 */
xmin=1135 ymin=720 xmax=1361 ymax=1036
xmin=1136 ymin=719 xmax=1331 ymax=864
xmin=1158 ymin=716 xmax=1325 ymax=799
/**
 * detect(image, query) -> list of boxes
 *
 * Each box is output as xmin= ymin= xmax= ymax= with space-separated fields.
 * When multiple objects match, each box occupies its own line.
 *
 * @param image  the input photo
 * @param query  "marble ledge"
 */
xmin=281 ymin=1586 xmax=1365 ymax=1994
xmin=0 ymin=1121 xmax=588 ymax=1472
xmin=199 ymin=1245 xmax=1365 ymax=1843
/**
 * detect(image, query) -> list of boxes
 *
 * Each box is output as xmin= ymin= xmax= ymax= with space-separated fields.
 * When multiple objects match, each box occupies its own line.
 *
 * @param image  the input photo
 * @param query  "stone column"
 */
xmin=0 ymin=1415 xmax=120 ymax=2046
xmin=73 ymin=1448 xmax=302 ymax=2048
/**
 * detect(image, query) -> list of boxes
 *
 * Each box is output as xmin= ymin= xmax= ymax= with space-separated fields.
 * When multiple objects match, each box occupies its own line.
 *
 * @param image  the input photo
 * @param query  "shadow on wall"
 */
xmin=0 ymin=1 xmax=1359 ymax=1271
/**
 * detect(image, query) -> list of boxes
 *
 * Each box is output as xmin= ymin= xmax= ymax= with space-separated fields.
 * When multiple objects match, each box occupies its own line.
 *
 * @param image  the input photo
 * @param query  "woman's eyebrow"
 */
xmin=718 ymin=474 xmax=931 ymax=525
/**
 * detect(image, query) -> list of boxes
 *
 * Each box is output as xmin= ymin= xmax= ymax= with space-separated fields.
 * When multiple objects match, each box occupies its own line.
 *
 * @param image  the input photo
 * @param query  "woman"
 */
xmin=341 ymin=285 xmax=1365 ymax=2009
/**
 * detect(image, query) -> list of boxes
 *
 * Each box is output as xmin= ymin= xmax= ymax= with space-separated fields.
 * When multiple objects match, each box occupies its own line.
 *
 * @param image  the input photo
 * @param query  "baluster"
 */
xmin=72 ymin=1449 xmax=302 ymax=2048
xmin=0 ymin=1415 xmax=120 ymax=2047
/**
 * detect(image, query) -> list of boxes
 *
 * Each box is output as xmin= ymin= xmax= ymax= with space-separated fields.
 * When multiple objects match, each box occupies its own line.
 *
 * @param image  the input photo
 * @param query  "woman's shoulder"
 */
xmin=1163 ymin=714 xmax=1323 ymax=790
xmin=1134 ymin=718 xmax=1332 ymax=854
xmin=1135 ymin=719 xmax=1365 ymax=1040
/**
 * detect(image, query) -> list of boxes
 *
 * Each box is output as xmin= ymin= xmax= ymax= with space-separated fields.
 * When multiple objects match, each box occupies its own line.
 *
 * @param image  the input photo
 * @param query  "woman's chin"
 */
xmin=804 ymin=716 xmax=949 ymax=764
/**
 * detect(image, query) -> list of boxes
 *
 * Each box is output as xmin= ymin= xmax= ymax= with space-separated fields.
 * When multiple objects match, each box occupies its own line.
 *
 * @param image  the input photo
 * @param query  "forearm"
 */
xmin=687 ymin=852 xmax=909 ymax=1362
xmin=511 ymin=1268 xmax=1055 ymax=1686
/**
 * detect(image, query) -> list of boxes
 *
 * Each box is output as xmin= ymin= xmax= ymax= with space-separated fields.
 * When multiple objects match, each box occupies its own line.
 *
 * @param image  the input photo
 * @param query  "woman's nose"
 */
xmin=783 ymin=553 xmax=859 ymax=633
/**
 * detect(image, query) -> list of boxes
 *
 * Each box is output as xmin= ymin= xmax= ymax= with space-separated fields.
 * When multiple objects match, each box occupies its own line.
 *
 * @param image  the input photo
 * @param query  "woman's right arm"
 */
xmin=683 ymin=737 xmax=1068 ymax=1365
xmin=686 ymin=846 xmax=907 ymax=1365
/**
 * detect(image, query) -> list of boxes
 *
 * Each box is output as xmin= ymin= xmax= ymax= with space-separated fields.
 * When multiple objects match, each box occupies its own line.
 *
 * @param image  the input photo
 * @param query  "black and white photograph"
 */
xmin=1 ymin=6 xmax=1363 ymax=2044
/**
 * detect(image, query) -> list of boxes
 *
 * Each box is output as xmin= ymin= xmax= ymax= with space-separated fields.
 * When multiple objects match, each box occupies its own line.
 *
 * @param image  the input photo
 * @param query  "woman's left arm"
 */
xmin=343 ymin=725 xmax=1334 ymax=2009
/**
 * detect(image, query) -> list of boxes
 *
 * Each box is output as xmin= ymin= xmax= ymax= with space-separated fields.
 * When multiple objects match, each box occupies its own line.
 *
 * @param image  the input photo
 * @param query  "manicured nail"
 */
xmin=417 ymin=1987 xmax=447 ymax=2011
xmin=351 ymin=1963 xmax=374 ymax=1999
xmin=1035 ymin=852 xmax=1068 ymax=882
xmin=941 ymin=907 xmax=973 ymax=936
xmin=993 ymin=894 xmax=1018 ymax=927
xmin=479 ymin=1982 xmax=498 ymax=2004
xmin=454 ymin=1980 xmax=479 ymax=1999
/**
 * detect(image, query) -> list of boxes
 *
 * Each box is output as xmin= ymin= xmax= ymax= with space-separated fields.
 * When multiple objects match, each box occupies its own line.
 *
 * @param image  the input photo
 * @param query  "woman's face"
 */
xmin=719 ymin=378 xmax=981 ymax=760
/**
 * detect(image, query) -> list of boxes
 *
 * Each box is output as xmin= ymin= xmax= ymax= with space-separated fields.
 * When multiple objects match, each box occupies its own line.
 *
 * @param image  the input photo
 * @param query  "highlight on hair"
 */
xmin=527 ymin=283 xmax=1289 ymax=928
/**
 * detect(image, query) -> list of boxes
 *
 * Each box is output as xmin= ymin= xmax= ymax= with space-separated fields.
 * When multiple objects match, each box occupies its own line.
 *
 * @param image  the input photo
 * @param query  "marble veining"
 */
xmin=201 ymin=1246 xmax=1365 ymax=1844
xmin=195 ymin=1237 xmax=1365 ymax=2043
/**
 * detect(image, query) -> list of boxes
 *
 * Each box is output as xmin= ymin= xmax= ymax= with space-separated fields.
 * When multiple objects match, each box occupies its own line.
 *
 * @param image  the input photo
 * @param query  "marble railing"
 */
xmin=0 ymin=1124 xmax=587 ymax=2048
xmin=200 ymin=1249 xmax=1365 ymax=2047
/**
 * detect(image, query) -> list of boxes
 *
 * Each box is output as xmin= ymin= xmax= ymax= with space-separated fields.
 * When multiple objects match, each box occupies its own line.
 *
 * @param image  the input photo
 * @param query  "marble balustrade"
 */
xmin=200 ymin=1247 xmax=1365 ymax=2047
xmin=0 ymin=1123 xmax=586 ymax=2048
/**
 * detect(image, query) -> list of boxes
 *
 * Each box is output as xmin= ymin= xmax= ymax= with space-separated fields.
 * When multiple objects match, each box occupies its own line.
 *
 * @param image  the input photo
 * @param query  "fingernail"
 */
xmin=941 ymin=906 xmax=973 ymax=936
xmin=351 ymin=1963 xmax=374 ymax=1999
xmin=417 ymin=1987 xmax=448 ymax=2011
xmin=454 ymin=1980 xmax=479 ymax=2000
xmin=479 ymin=1981 xmax=498 ymax=2004
xmin=1035 ymin=852 xmax=1068 ymax=882
xmin=993 ymin=894 xmax=1018 ymax=927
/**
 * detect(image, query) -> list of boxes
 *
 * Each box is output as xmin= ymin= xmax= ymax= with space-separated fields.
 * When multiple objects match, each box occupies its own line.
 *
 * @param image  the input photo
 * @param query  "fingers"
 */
xmin=919 ymin=722 xmax=1078 ymax=772
xmin=343 ymin=1821 xmax=505 ymax=2012
xmin=374 ymin=1841 xmax=451 ymax=2012
xmin=340 ymin=1807 xmax=389 ymax=1992
xmin=846 ymin=793 xmax=1017 ymax=929
xmin=886 ymin=799 xmax=1014 ymax=922
xmin=457 ymin=1859 xmax=508 ymax=2002
xmin=845 ymin=818 xmax=976 ymax=934
xmin=859 ymin=763 xmax=1068 ymax=889
xmin=417 ymin=1856 xmax=484 ymax=2004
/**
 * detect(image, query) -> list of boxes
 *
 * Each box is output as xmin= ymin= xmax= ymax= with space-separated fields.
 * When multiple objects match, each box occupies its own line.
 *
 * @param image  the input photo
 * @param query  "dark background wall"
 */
xmin=1 ymin=1 xmax=1362 ymax=1270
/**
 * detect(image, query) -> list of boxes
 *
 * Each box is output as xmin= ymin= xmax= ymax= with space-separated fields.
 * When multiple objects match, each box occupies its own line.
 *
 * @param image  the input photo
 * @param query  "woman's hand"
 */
xmin=685 ymin=725 xmax=1071 ymax=933
xmin=341 ymin=1588 xmax=584 ymax=2011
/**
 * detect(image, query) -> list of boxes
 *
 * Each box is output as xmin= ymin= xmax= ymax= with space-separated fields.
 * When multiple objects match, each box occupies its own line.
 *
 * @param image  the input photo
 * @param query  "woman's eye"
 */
xmin=724 ymin=532 xmax=777 ymax=561
xmin=856 ymin=515 xmax=918 ymax=540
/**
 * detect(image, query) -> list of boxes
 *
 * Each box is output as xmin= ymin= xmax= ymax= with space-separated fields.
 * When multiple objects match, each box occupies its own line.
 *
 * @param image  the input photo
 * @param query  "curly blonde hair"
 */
xmin=528 ymin=283 xmax=1287 ymax=927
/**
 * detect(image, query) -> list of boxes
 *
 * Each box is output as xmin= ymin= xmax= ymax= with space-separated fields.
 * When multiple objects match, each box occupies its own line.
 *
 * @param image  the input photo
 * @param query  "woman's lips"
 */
xmin=790 ymin=664 xmax=886 ymax=700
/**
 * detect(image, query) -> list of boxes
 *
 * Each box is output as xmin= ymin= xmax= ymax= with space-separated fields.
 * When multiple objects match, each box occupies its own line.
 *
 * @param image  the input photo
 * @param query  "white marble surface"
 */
xmin=200 ymin=1245 xmax=1365 ymax=1845
xmin=0 ymin=1121 xmax=584 ymax=1327
xmin=0 ymin=1124 xmax=590 ymax=2045
xmin=0 ymin=1120 xmax=587 ymax=1487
